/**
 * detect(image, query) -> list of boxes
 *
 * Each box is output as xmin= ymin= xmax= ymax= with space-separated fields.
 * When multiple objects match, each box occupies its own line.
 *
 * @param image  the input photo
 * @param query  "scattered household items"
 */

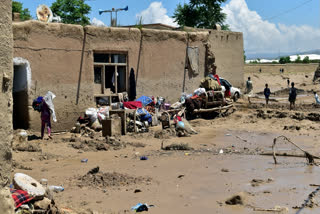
xmin=11 ymin=173 xmax=61 ymax=213
xmin=102 ymin=114 xmax=122 ymax=137
xmin=140 ymin=156 xmax=148 ymax=161
xmin=11 ymin=189 xmax=34 ymax=209
xmin=48 ymin=185 xmax=64 ymax=193
xmin=18 ymin=130 xmax=28 ymax=143
xmin=73 ymin=74 xmax=235 ymax=138
xmin=81 ymin=158 xmax=88 ymax=163
xmin=13 ymin=173 xmax=46 ymax=199
xmin=131 ymin=203 xmax=154 ymax=212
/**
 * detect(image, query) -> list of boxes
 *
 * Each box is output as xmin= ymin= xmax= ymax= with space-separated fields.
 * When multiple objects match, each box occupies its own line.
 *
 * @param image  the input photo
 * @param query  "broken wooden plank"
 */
xmin=193 ymin=104 xmax=233 ymax=113
xmin=260 ymin=152 xmax=320 ymax=159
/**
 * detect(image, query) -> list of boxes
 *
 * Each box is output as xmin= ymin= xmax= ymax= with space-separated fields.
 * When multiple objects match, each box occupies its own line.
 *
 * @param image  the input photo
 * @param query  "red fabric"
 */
xmin=191 ymin=95 xmax=199 ymax=99
xmin=11 ymin=189 xmax=34 ymax=208
xmin=225 ymin=90 xmax=231 ymax=97
xmin=123 ymin=101 xmax=143 ymax=109
xmin=213 ymin=74 xmax=221 ymax=85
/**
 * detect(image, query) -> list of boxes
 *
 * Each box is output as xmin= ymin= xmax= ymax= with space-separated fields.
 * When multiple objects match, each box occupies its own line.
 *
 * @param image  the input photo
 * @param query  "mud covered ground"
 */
xmin=12 ymin=70 xmax=320 ymax=213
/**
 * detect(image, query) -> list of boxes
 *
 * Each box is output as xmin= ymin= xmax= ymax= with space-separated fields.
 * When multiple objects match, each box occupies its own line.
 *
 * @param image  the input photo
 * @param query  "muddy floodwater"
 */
xmin=13 ymin=113 xmax=320 ymax=213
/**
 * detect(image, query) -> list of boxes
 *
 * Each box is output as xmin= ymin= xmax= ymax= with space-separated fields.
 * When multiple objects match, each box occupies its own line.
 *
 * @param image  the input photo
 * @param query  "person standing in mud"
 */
xmin=289 ymin=82 xmax=297 ymax=110
xmin=264 ymin=84 xmax=271 ymax=105
xmin=41 ymin=99 xmax=52 ymax=139
xmin=287 ymin=78 xmax=290 ymax=87
xmin=245 ymin=77 xmax=253 ymax=104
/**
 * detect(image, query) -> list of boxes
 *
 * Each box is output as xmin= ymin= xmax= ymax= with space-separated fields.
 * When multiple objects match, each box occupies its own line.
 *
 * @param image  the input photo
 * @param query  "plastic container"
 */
xmin=40 ymin=179 xmax=48 ymax=186
xmin=75 ymin=122 xmax=81 ymax=133
xmin=81 ymin=158 xmax=88 ymax=163
xmin=19 ymin=130 xmax=28 ymax=143
xmin=49 ymin=185 xmax=64 ymax=193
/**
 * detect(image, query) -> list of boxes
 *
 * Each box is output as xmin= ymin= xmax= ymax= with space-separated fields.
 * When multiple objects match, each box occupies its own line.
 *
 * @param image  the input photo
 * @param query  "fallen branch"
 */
xmin=272 ymin=135 xmax=320 ymax=165
xmin=260 ymin=152 xmax=320 ymax=159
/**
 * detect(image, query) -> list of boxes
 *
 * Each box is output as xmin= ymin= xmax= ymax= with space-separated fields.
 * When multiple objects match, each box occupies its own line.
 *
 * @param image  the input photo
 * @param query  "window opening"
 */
xmin=93 ymin=52 xmax=127 ymax=95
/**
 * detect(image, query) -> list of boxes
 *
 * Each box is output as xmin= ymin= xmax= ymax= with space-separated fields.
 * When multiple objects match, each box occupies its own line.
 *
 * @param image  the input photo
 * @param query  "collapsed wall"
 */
xmin=0 ymin=0 xmax=14 ymax=213
xmin=13 ymin=21 xmax=244 ymax=131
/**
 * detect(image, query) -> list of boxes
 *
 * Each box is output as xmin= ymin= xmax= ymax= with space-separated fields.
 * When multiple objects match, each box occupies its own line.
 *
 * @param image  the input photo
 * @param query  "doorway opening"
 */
xmin=13 ymin=58 xmax=31 ymax=130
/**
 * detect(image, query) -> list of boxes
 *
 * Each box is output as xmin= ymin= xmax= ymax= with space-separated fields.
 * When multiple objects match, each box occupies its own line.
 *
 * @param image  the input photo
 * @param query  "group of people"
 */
xmin=245 ymin=77 xmax=299 ymax=110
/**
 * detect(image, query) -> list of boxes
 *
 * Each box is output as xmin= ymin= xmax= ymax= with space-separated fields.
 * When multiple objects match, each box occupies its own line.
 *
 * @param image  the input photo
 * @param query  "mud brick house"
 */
xmin=12 ymin=21 xmax=244 ymax=131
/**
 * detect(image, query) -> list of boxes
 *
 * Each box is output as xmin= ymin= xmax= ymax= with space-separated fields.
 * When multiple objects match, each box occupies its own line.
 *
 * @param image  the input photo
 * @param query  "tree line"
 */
xmin=248 ymin=55 xmax=319 ymax=64
xmin=12 ymin=0 xmax=229 ymax=29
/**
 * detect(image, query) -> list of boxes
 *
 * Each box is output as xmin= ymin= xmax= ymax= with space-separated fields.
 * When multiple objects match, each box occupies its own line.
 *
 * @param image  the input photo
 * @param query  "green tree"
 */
xmin=279 ymin=56 xmax=291 ymax=64
xmin=51 ymin=0 xmax=91 ymax=25
xmin=302 ymin=56 xmax=310 ymax=64
xmin=243 ymin=50 xmax=246 ymax=62
xmin=12 ymin=1 xmax=32 ymax=21
xmin=173 ymin=0 xmax=228 ymax=29
xmin=295 ymin=55 xmax=302 ymax=63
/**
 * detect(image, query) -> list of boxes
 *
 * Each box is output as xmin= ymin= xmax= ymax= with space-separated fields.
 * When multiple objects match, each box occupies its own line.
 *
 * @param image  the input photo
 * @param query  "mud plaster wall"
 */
xmin=13 ymin=21 xmax=244 ymax=131
xmin=0 ymin=1 xmax=15 ymax=213
xmin=208 ymin=31 xmax=244 ymax=87
xmin=85 ymin=26 xmax=209 ymax=102
xmin=13 ymin=21 xmax=92 ymax=131
xmin=245 ymin=63 xmax=318 ymax=74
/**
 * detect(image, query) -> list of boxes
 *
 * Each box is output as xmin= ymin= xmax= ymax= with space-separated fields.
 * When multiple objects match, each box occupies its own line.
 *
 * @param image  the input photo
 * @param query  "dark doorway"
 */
xmin=13 ymin=64 xmax=29 ymax=130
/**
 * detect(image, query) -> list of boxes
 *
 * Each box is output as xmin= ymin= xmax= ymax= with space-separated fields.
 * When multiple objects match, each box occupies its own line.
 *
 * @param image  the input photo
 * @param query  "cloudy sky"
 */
xmin=19 ymin=0 xmax=320 ymax=56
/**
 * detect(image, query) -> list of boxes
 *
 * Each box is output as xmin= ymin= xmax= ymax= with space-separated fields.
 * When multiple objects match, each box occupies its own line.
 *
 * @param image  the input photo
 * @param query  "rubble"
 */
xmin=75 ymin=167 xmax=152 ymax=189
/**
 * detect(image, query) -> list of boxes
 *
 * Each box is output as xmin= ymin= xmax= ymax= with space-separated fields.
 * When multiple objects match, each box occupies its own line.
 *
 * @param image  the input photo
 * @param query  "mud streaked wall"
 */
xmin=0 ymin=0 xmax=15 ymax=213
xmin=13 ymin=21 xmax=90 ymax=132
xmin=13 ymin=21 xmax=244 ymax=131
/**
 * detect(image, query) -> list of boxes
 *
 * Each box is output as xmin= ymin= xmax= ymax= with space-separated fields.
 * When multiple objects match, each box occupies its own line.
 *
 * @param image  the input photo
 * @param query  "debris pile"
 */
xmin=10 ymin=173 xmax=62 ymax=213
xmin=76 ymin=167 xmax=152 ymax=189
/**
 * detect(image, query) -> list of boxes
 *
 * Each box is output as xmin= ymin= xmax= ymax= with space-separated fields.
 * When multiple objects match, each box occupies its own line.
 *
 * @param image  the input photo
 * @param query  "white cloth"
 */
xmin=194 ymin=88 xmax=206 ymax=95
xmin=44 ymin=91 xmax=57 ymax=122
xmin=315 ymin=94 xmax=320 ymax=104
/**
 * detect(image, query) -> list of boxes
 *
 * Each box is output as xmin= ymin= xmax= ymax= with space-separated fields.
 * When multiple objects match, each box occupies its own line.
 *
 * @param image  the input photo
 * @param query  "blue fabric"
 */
xmin=37 ymin=96 xmax=43 ymax=103
xmin=136 ymin=96 xmax=153 ymax=107
xmin=136 ymin=108 xmax=152 ymax=123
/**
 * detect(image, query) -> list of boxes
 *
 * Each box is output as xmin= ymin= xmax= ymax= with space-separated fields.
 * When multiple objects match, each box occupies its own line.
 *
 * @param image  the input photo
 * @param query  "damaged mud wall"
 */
xmin=245 ymin=64 xmax=318 ymax=74
xmin=86 ymin=26 xmax=209 ymax=103
xmin=13 ymin=21 xmax=92 ymax=131
xmin=208 ymin=31 xmax=244 ymax=87
xmin=0 ymin=0 xmax=15 ymax=213
xmin=13 ymin=22 xmax=244 ymax=130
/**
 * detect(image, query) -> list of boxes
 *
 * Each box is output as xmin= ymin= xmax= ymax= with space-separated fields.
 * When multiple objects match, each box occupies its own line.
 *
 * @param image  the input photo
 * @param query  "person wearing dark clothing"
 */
xmin=289 ymin=82 xmax=297 ymax=110
xmin=264 ymin=84 xmax=271 ymax=105
xmin=41 ymin=101 xmax=52 ymax=139
xmin=129 ymin=68 xmax=136 ymax=101
xmin=287 ymin=79 xmax=290 ymax=87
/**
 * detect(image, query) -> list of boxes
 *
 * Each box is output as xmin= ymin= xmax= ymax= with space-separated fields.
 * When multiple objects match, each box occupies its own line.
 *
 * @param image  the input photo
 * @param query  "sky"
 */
xmin=18 ymin=0 xmax=320 ymax=56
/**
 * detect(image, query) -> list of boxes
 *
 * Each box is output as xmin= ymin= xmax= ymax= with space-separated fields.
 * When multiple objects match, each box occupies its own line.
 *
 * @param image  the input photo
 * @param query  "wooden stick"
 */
xmin=272 ymin=135 xmax=320 ymax=165
xmin=260 ymin=153 xmax=320 ymax=159
xmin=193 ymin=104 xmax=233 ymax=113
